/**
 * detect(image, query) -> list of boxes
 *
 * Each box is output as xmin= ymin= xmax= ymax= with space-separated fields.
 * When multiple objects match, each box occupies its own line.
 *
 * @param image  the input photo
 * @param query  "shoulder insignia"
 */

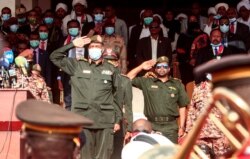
xmin=77 ymin=57 xmax=87 ymax=61
xmin=107 ymin=60 xmax=119 ymax=67
xmin=173 ymin=78 xmax=181 ymax=82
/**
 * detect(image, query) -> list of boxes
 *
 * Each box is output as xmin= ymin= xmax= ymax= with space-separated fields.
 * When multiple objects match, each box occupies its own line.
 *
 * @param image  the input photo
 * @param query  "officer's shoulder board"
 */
xmin=78 ymin=57 xmax=88 ymax=62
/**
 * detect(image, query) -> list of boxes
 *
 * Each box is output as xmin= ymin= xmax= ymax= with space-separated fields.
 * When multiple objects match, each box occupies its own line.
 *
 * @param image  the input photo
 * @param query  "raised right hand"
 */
xmin=140 ymin=60 xmax=156 ymax=71
xmin=73 ymin=36 xmax=91 ymax=48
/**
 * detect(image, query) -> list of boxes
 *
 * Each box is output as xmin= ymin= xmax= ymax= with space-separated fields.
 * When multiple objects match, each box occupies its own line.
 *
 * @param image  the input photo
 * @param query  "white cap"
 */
xmin=214 ymin=3 xmax=229 ymax=13
xmin=55 ymin=3 xmax=68 ymax=12
xmin=175 ymin=13 xmax=188 ymax=20
xmin=72 ymin=0 xmax=88 ymax=8
xmin=153 ymin=14 xmax=163 ymax=23
xmin=207 ymin=7 xmax=216 ymax=15
xmin=237 ymin=0 xmax=250 ymax=12
xmin=122 ymin=133 xmax=173 ymax=159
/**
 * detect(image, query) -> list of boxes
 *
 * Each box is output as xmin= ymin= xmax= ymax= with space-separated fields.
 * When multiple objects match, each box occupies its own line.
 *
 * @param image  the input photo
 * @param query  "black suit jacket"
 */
xmin=195 ymin=46 xmax=233 ymax=67
xmin=136 ymin=36 xmax=172 ymax=65
xmin=231 ymin=22 xmax=250 ymax=50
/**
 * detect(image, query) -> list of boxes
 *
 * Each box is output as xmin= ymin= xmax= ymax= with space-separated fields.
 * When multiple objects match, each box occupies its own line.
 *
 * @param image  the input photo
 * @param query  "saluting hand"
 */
xmin=140 ymin=60 xmax=156 ymax=71
xmin=73 ymin=36 xmax=91 ymax=48
xmin=113 ymin=123 xmax=120 ymax=133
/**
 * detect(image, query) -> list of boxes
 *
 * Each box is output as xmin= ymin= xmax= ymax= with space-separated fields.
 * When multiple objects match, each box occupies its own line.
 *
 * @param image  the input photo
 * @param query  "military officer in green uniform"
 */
xmin=50 ymin=35 xmax=122 ymax=159
xmin=102 ymin=47 xmax=133 ymax=159
xmin=127 ymin=56 xmax=189 ymax=143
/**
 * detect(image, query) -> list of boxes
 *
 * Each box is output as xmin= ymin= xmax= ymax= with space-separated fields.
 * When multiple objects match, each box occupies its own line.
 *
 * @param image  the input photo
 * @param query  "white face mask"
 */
xmin=88 ymin=48 xmax=102 ymax=61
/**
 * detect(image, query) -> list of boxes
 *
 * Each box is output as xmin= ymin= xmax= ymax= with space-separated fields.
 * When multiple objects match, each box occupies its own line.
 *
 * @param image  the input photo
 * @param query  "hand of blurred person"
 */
xmin=19 ymin=49 xmax=34 ymax=61
xmin=73 ymin=36 xmax=91 ymax=48
xmin=113 ymin=123 xmax=120 ymax=133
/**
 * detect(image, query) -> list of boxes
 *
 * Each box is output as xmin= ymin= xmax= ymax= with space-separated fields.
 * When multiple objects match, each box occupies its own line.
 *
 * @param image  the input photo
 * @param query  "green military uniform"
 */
xmin=132 ymin=76 xmax=189 ymax=143
xmin=102 ymin=34 xmax=127 ymax=74
xmin=50 ymin=43 xmax=122 ymax=159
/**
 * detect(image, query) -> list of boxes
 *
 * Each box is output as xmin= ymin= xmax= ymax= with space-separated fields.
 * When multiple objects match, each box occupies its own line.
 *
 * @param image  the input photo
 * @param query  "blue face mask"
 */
xmin=44 ymin=17 xmax=54 ymax=24
xmin=88 ymin=48 xmax=102 ymax=61
xmin=210 ymin=43 xmax=222 ymax=47
xmin=18 ymin=17 xmax=26 ymax=23
xmin=105 ymin=27 xmax=115 ymax=35
xmin=10 ymin=24 xmax=19 ymax=33
xmin=229 ymin=17 xmax=236 ymax=23
xmin=94 ymin=14 xmax=104 ymax=22
xmin=30 ymin=40 xmax=40 ymax=48
xmin=68 ymin=28 xmax=79 ymax=37
xmin=220 ymin=24 xmax=229 ymax=33
xmin=214 ymin=14 xmax=222 ymax=20
xmin=39 ymin=32 xmax=48 ymax=40
xmin=2 ymin=14 xmax=10 ymax=21
xmin=144 ymin=17 xmax=153 ymax=25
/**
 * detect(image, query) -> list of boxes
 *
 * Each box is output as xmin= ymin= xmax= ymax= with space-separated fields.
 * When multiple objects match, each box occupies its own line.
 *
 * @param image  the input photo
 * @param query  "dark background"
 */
xmin=51 ymin=0 xmax=240 ymax=26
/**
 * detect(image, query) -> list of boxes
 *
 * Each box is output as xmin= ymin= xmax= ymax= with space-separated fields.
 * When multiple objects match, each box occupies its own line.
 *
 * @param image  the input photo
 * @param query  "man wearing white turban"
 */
xmin=62 ymin=0 xmax=93 ymax=36
xmin=55 ymin=3 xmax=68 ymax=19
xmin=237 ymin=0 xmax=250 ymax=30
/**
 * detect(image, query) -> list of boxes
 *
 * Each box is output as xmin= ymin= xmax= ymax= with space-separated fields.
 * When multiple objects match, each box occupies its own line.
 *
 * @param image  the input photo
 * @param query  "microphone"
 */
xmin=0 ymin=57 xmax=10 ymax=88
xmin=8 ymin=64 xmax=17 ymax=87
xmin=15 ymin=56 xmax=28 ymax=76
xmin=2 ymin=48 xmax=14 ymax=64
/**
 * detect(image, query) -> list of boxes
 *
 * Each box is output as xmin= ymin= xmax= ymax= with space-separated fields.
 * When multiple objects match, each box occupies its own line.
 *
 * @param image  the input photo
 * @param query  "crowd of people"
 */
xmin=0 ymin=0 xmax=250 ymax=158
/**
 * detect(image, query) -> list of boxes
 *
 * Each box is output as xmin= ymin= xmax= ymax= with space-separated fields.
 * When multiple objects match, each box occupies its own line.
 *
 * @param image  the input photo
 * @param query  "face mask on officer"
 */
xmin=39 ymin=32 xmax=48 ymax=40
xmin=44 ymin=17 xmax=54 ymax=24
xmin=88 ymin=48 xmax=102 ymax=61
xmin=10 ymin=24 xmax=19 ymax=33
xmin=30 ymin=40 xmax=40 ymax=48
xmin=220 ymin=24 xmax=229 ymax=33
xmin=94 ymin=14 xmax=104 ymax=22
xmin=105 ymin=27 xmax=115 ymax=35
xmin=143 ymin=17 xmax=153 ymax=25
xmin=18 ymin=17 xmax=26 ymax=23
xmin=68 ymin=28 xmax=79 ymax=37
xmin=1 ymin=13 xmax=10 ymax=21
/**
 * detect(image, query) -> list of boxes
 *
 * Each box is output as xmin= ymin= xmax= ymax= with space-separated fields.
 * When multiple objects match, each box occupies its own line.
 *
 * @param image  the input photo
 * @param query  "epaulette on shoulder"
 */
xmin=77 ymin=57 xmax=87 ymax=61
xmin=121 ymin=74 xmax=129 ymax=78
xmin=173 ymin=77 xmax=182 ymax=82
xmin=107 ymin=60 xmax=119 ymax=67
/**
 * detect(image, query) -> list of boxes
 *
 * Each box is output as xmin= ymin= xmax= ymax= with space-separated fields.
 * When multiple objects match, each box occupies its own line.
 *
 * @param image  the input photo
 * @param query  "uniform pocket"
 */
xmin=99 ymin=104 xmax=115 ymax=124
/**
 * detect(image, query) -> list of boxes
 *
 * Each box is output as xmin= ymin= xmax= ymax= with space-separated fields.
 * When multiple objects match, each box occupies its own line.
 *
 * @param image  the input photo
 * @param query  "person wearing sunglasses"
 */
xmin=127 ymin=56 xmax=189 ymax=144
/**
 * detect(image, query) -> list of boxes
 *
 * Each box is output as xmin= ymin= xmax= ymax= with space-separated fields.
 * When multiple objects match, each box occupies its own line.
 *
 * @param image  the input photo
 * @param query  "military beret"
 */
xmin=90 ymin=35 xmax=103 ymax=44
xmin=103 ymin=47 xmax=118 ymax=60
xmin=16 ymin=100 xmax=93 ymax=134
xmin=194 ymin=55 xmax=250 ymax=84
xmin=32 ymin=64 xmax=42 ymax=72
xmin=156 ymin=56 xmax=169 ymax=64
xmin=16 ymin=7 xmax=26 ymax=15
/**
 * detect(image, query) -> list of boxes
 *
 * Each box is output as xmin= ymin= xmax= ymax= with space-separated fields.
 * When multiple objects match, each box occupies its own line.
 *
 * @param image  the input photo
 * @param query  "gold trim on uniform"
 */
xmin=23 ymin=123 xmax=81 ymax=134
xmin=212 ymin=67 xmax=250 ymax=83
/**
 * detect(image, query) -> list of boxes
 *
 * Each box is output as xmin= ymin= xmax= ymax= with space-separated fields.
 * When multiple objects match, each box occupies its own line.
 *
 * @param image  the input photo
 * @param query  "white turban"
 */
xmin=175 ymin=13 xmax=188 ymax=20
xmin=72 ymin=0 xmax=88 ymax=8
xmin=237 ymin=0 xmax=250 ymax=12
xmin=207 ymin=7 xmax=216 ymax=15
xmin=153 ymin=14 xmax=163 ymax=23
xmin=140 ymin=9 xmax=145 ymax=18
xmin=215 ymin=3 xmax=229 ymax=13
xmin=55 ymin=3 xmax=68 ymax=12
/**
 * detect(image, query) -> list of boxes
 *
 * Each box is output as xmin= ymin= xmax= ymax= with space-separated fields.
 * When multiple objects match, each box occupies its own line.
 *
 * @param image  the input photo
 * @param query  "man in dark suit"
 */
xmin=20 ymin=10 xmax=40 ymax=36
xmin=29 ymin=31 xmax=51 ymax=89
xmin=195 ymin=29 xmax=233 ymax=67
xmin=227 ymin=7 xmax=250 ymax=51
xmin=136 ymin=19 xmax=172 ymax=67
xmin=128 ymin=9 xmax=154 ymax=70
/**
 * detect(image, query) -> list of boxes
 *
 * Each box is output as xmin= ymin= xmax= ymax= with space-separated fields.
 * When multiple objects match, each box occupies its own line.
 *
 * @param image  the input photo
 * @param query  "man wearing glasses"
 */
xmin=127 ymin=56 xmax=189 ymax=143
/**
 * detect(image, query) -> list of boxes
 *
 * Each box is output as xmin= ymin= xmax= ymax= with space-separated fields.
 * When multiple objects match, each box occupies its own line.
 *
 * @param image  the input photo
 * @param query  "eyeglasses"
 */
xmin=156 ymin=63 xmax=168 ymax=69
